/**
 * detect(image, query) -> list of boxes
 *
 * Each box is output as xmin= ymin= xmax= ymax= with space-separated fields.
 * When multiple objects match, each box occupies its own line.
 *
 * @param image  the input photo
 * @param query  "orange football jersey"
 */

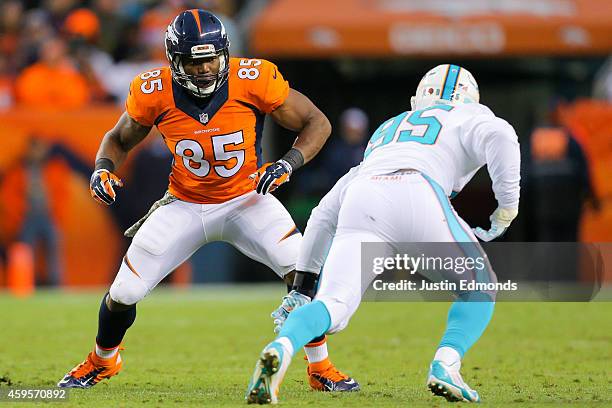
xmin=125 ymin=57 xmax=290 ymax=203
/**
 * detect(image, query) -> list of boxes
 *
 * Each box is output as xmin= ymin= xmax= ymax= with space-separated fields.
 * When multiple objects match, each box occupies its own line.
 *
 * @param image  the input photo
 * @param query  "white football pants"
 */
xmin=300 ymin=170 xmax=493 ymax=334
xmin=109 ymin=191 xmax=301 ymax=305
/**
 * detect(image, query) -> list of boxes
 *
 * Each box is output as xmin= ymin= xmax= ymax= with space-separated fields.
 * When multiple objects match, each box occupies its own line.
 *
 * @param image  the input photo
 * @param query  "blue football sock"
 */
xmin=439 ymin=292 xmax=495 ymax=357
xmin=278 ymin=300 xmax=331 ymax=352
xmin=96 ymin=293 xmax=136 ymax=349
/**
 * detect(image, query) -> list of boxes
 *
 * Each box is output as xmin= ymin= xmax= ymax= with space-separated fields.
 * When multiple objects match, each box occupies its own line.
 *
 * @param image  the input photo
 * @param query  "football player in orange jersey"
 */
xmin=57 ymin=9 xmax=360 ymax=393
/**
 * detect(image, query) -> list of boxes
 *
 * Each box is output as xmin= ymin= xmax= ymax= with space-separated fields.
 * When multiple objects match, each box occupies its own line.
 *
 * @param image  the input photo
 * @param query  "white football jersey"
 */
xmin=359 ymin=103 xmax=520 ymax=209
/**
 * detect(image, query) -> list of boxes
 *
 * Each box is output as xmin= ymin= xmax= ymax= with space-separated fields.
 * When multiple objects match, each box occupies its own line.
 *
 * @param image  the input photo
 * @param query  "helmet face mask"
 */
xmin=165 ymin=9 xmax=230 ymax=98
xmin=168 ymin=50 xmax=229 ymax=97
xmin=411 ymin=64 xmax=480 ymax=111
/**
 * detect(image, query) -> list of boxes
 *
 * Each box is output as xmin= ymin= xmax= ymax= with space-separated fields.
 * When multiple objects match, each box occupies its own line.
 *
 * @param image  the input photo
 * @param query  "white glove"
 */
xmin=473 ymin=207 xmax=518 ymax=242
xmin=270 ymin=290 xmax=311 ymax=334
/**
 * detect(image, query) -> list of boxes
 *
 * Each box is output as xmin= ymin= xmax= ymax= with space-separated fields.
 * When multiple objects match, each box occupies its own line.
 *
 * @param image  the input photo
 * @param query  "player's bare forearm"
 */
xmin=96 ymin=112 xmax=151 ymax=170
xmin=291 ymin=112 xmax=331 ymax=164
xmin=96 ymin=133 xmax=128 ymax=170
xmin=271 ymin=89 xmax=331 ymax=164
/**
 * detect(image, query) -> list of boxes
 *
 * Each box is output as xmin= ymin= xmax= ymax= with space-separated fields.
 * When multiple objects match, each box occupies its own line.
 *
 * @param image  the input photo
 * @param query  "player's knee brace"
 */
xmin=109 ymin=277 xmax=149 ymax=306
xmin=272 ymin=248 xmax=300 ymax=272
xmin=269 ymin=227 xmax=301 ymax=267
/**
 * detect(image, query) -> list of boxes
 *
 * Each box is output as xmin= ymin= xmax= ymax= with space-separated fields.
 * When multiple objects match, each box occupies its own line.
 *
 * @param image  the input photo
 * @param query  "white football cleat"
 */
xmin=246 ymin=341 xmax=291 ymax=404
xmin=427 ymin=360 xmax=480 ymax=402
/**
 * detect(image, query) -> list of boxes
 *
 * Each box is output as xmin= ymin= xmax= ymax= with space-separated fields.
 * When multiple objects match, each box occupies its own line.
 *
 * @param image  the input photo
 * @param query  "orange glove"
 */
xmin=90 ymin=169 xmax=123 ymax=205
xmin=250 ymin=160 xmax=292 ymax=195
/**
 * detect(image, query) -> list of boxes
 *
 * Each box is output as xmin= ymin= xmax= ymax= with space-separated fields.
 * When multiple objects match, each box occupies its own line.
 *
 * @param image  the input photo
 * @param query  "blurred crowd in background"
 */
xmin=0 ymin=0 xmax=611 ymax=288
xmin=0 ymin=0 xmax=259 ymax=109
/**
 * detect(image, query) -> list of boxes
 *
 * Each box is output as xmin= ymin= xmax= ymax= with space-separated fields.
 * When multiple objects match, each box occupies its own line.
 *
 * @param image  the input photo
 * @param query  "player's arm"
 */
xmin=471 ymin=119 xmax=521 ymax=241
xmin=295 ymin=164 xmax=361 ymax=278
xmin=271 ymin=165 xmax=361 ymax=333
xmin=270 ymin=88 xmax=331 ymax=165
xmin=90 ymin=113 xmax=151 ymax=205
xmin=289 ymin=165 xmax=355 ymax=295
xmin=251 ymin=89 xmax=331 ymax=194
xmin=97 ymin=112 xmax=151 ymax=170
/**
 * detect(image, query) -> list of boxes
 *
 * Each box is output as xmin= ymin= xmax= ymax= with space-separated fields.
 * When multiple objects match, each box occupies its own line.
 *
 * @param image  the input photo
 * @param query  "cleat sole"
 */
xmin=428 ymin=380 xmax=466 ymax=402
xmin=247 ymin=351 xmax=280 ymax=404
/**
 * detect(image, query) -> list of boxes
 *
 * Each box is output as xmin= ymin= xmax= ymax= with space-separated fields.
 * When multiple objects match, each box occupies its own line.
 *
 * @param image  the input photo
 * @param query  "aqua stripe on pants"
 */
xmin=421 ymin=173 xmax=495 ymax=357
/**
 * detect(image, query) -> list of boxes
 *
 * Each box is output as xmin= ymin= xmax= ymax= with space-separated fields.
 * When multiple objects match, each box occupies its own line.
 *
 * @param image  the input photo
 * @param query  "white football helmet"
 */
xmin=411 ymin=64 xmax=480 ymax=111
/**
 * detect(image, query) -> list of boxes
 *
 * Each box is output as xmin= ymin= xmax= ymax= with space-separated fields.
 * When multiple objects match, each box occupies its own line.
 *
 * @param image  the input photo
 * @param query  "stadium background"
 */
xmin=0 ymin=0 xmax=611 ymax=290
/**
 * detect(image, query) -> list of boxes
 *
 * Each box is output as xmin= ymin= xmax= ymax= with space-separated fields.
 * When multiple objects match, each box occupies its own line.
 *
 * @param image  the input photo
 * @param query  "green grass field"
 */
xmin=0 ymin=286 xmax=610 ymax=407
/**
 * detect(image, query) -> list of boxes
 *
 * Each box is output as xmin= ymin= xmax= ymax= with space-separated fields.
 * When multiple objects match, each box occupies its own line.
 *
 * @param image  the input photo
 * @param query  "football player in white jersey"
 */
xmin=245 ymin=64 xmax=520 ymax=404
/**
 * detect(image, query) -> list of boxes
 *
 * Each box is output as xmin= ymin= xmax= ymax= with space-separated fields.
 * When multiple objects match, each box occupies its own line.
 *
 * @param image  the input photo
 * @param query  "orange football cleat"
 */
xmin=307 ymin=358 xmax=360 ymax=392
xmin=57 ymin=349 xmax=123 ymax=388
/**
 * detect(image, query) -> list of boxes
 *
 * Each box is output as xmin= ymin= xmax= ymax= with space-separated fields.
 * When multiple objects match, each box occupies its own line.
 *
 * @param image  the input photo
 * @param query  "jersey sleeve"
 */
xmin=125 ymin=73 xmax=162 ymax=127
xmin=246 ymin=59 xmax=290 ymax=113
xmin=296 ymin=165 xmax=361 ymax=274
xmin=465 ymin=116 xmax=521 ymax=210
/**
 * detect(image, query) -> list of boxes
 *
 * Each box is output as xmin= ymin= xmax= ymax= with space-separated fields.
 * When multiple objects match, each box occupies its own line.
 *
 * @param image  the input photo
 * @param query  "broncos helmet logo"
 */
xmin=165 ymin=23 xmax=179 ymax=45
